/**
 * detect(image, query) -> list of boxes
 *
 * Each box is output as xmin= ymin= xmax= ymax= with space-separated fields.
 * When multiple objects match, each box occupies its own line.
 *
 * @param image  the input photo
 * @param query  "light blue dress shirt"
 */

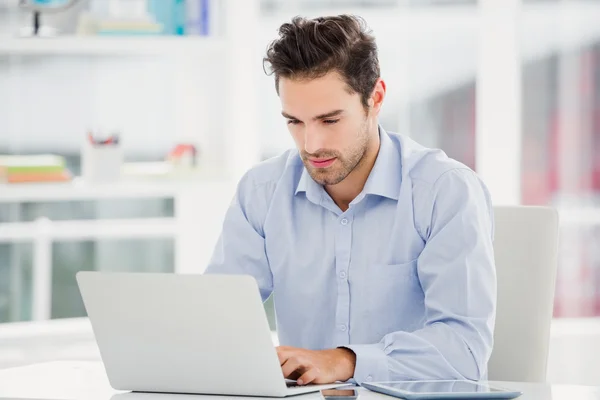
xmin=205 ymin=127 xmax=496 ymax=384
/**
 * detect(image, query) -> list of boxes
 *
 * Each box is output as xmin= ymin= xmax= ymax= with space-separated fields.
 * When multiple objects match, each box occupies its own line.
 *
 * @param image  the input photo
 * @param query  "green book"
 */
xmin=0 ymin=155 xmax=65 ymax=174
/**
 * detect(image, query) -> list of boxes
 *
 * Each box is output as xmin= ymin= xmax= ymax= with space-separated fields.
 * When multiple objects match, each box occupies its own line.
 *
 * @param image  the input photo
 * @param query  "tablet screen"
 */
xmin=380 ymin=381 xmax=506 ymax=394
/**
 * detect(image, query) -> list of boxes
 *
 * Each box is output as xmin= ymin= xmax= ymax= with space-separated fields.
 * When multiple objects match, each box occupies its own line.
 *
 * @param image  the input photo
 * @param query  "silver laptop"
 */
xmin=76 ymin=272 xmax=346 ymax=397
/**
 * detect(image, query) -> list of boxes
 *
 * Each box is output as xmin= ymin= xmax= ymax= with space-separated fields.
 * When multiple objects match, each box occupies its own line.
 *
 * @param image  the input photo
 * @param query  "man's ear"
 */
xmin=370 ymin=78 xmax=386 ymax=115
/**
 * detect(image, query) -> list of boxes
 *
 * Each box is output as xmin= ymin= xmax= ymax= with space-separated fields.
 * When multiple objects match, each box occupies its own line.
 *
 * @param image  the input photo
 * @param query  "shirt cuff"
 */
xmin=342 ymin=344 xmax=390 ymax=384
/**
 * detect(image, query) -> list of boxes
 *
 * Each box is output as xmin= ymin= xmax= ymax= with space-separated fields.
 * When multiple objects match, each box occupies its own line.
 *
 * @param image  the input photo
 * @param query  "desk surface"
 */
xmin=0 ymin=361 xmax=598 ymax=400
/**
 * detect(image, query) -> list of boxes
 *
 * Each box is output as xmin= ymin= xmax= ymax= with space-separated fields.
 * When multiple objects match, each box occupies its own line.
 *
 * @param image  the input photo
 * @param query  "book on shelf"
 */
xmin=0 ymin=155 xmax=72 ymax=184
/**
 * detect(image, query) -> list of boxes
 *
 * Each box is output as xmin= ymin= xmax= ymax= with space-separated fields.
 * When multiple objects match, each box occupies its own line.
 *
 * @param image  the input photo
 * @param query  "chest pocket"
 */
xmin=369 ymin=260 xmax=421 ymax=305
xmin=352 ymin=259 xmax=425 ymax=340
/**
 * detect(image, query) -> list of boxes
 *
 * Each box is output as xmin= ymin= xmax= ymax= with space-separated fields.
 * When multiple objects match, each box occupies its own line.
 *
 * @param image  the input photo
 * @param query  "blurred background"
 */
xmin=0 ymin=0 xmax=599 ymax=386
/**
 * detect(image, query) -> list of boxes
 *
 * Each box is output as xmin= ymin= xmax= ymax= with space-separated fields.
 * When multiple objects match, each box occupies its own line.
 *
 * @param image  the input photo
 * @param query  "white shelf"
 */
xmin=0 ymin=179 xmax=231 ymax=203
xmin=0 ymin=36 xmax=225 ymax=56
xmin=0 ymin=217 xmax=176 ymax=242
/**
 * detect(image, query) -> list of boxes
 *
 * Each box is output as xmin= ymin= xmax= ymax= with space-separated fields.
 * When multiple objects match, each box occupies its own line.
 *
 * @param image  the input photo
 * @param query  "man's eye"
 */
xmin=287 ymin=120 xmax=300 ymax=125
xmin=323 ymin=119 xmax=339 ymax=125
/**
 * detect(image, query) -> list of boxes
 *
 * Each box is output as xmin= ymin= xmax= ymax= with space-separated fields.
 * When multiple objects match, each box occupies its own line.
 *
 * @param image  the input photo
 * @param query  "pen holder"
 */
xmin=81 ymin=140 xmax=124 ymax=183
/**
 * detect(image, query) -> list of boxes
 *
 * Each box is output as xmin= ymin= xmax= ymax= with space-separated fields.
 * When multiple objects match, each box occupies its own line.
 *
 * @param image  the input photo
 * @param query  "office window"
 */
xmin=0 ymin=198 xmax=175 ymax=324
xmin=0 ymin=243 xmax=33 ymax=322
xmin=51 ymin=239 xmax=175 ymax=319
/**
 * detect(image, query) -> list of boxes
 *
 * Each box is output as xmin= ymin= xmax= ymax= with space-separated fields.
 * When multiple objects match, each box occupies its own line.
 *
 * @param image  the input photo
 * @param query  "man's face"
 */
xmin=279 ymin=71 xmax=372 ymax=186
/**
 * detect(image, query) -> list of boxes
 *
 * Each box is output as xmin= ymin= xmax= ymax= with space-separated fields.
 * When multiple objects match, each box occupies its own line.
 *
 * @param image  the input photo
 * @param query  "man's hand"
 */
xmin=276 ymin=346 xmax=356 ymax=385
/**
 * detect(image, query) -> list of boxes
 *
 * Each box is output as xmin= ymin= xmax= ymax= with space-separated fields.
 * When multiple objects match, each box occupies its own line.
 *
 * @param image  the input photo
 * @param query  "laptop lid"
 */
xmin=77 ymin=272 xmax=288 ymax=397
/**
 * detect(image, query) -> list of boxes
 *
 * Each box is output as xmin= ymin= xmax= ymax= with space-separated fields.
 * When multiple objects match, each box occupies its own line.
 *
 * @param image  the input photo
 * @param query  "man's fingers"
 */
xmin=281 ymin=357 xmax=305 ymax=379
xmin=297 ymin=367 xmax=320 ymax=386
xmin=276 ymin=347 xmax=291 ymax=365
xmin=276 ymin=347 xmax=323 ymax=385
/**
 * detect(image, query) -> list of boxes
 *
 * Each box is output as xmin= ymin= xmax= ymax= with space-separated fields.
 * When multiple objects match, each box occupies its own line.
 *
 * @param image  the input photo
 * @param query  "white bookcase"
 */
xmin=0 ymin=0 xmax=259 ymax=321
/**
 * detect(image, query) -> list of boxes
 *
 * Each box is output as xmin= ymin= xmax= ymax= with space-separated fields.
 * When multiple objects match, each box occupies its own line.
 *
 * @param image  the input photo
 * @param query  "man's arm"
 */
xmin=204 ymin=174 xmax=274 ymax=302
xmin=346 ymin=168 xmax=496 ymax=383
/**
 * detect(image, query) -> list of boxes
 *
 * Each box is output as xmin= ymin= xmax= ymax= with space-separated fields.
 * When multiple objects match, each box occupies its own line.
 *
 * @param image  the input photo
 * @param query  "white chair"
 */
xmin=487 ymin=206 xmax=559 ymax=382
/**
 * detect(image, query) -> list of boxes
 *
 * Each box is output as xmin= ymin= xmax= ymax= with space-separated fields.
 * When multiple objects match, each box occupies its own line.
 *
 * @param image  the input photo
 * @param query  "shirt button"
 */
xmin=340 ymin=218 xmax=348 ymax=225
xmin=339 ymin=271 xmax=346 ymax=279
xmin=340 ymin=325 xmax=347 ymax=332
xmin=366 ymin=375 xmax=373 ymax=382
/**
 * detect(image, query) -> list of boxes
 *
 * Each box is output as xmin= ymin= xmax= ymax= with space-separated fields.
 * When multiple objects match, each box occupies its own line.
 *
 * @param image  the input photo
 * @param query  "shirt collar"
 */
xmin=295 ymin=125 xmax=402 ymax=202
xmin=362 ymin=125 xmax=402 ymax=200
xmin=294 ymin=157 xmax=324 ymax=206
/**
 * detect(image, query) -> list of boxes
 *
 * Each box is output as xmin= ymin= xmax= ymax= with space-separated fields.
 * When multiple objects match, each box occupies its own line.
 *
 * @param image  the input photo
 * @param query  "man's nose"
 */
xmin=304 ymin=126 xmax=326 ymax=155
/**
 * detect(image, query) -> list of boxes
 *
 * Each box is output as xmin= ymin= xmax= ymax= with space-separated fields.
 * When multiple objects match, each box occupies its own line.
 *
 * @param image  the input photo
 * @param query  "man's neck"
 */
xmin=325 ymin=127 xmax=381 ymax=212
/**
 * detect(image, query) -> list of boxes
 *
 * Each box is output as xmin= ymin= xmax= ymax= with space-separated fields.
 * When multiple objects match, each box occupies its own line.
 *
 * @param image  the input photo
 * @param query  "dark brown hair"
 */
xmin=263 ymin=15 xmax=380 ymax=109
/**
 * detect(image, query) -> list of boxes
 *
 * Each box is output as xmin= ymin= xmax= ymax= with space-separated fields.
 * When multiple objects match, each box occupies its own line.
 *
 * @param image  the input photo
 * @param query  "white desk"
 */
xmin=0 ymin=361 xmax=598 ymax=400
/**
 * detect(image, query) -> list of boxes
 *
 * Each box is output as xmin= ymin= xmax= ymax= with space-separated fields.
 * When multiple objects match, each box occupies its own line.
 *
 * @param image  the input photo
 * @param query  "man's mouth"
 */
xmin=308 ymin=157 xmax=336 ymax=168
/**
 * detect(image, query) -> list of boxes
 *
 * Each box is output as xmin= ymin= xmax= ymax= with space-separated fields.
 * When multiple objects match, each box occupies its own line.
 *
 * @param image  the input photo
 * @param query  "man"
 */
xmin=205 ymin=15 xmax=496 ymax=386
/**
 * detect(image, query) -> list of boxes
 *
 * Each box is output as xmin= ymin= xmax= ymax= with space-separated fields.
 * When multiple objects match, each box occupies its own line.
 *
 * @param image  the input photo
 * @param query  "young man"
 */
xmin=205 ymin=15 xmax=496 ymax=385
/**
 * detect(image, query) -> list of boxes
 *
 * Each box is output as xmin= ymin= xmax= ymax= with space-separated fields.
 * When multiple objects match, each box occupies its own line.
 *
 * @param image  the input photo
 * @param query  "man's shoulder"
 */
xmin=389 ymin=131 xmax=476 ymax=188
xmin=238 ymin=149 xmax=302 ymax=194
xmin=387 ymin=131 xmax=490 ymax=239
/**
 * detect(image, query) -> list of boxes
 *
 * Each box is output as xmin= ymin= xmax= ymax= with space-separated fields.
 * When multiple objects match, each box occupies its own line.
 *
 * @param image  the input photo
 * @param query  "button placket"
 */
xmin=334 ymin=211 xmax=353 ymax=345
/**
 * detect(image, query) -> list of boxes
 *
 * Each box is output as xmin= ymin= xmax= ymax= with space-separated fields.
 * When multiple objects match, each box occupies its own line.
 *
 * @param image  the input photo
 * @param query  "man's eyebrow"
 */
xmin=281 ymin=109 xmax=344 ymax=121
xmin=281 ymin=111 xmax=297 ymax=120
xmin=314 ymin=109 xmax=344 ymax=120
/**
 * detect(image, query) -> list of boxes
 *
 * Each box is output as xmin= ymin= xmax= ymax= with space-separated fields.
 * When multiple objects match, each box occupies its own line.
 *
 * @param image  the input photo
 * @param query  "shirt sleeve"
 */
xmin=204 ymin=173 xmax=274 ymax=302
xmin=346 ymin=168 xmax=496 ymax=383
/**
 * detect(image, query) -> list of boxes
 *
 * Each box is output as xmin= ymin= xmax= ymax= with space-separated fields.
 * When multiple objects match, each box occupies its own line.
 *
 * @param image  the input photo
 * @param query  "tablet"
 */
xmin=361 ymin=380 xmax=523 ymax=400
